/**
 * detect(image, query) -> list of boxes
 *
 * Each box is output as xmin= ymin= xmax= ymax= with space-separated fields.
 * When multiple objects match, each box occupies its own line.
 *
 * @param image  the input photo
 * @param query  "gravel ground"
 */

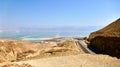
xmin=10 ymin=54 xmax=120 ymax=67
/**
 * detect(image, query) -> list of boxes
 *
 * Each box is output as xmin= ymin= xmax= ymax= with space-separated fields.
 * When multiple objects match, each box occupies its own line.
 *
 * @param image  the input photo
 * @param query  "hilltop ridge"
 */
xmin=89 ymin=18 xmax=120 ymax=58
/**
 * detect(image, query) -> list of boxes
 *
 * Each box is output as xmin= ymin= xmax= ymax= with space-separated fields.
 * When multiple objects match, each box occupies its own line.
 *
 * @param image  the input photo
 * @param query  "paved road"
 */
xmin=77 ymin=40 xmax=95 ymax=54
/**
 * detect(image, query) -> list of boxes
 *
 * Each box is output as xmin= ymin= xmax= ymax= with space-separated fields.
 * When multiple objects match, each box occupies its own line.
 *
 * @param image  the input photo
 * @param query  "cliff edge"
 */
xmin=89 ymin=18 xmax=120 ymax=58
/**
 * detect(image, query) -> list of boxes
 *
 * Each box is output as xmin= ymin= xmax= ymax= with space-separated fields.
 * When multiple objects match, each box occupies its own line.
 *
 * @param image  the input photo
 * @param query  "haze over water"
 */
xmin=0 ymin=26 xmax=102 ymax=40
xmin=0 ymin=0 xmax=120 ymax=39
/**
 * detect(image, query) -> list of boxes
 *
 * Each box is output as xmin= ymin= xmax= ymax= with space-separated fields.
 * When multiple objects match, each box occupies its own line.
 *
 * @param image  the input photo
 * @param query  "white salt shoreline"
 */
xmin=21 ymin=36 xmax=87 ymax=41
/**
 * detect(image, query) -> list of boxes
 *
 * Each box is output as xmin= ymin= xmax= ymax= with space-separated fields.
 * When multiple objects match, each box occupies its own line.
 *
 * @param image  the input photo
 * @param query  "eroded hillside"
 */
xmin=89 ymin=18 xmax=120 ymax=58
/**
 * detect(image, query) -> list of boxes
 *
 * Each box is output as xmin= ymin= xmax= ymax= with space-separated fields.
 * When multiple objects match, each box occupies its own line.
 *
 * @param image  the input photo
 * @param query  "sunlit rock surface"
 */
xmin=89 ymin=18 xmax=120 ymax=58
xmin=0 ymin=38 xmax=40 ymax=62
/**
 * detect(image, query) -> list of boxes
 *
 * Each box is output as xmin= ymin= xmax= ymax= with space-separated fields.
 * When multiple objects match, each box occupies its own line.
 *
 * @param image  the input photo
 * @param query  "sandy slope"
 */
xmin=13 ymin=54 xmax=120 ymax=67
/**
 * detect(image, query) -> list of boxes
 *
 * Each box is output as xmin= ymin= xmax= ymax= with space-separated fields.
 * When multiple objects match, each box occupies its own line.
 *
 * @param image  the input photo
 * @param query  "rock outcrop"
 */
xmin=89 ymin=18 xmax=120 ymax=58
xmin=0 ymin=39 xmax=39 ymax=62
xmin=0 ymin=38 xmax=83 ymax=63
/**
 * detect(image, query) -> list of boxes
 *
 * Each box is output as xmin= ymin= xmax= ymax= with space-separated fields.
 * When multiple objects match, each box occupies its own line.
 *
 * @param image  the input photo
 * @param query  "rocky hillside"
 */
xmin=0 ymin=38 xmax=83 ymax=63
xmin=89 ymin=18 xmax=120 ymax=58
xmin=0 ymin=38 xmax=40 ymax=62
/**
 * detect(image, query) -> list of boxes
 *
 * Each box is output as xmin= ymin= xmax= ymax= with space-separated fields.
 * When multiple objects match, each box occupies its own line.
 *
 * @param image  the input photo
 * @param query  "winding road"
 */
xmin=75 ymin=40 xmax=95 ymax=54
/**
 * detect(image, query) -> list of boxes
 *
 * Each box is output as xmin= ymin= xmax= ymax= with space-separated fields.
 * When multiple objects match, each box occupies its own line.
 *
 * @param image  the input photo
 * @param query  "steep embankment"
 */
xmin=89 ymin=18 xmax=120 ymax=58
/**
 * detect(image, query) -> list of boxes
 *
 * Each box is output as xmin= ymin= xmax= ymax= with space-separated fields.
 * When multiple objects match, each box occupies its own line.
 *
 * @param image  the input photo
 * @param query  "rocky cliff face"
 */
xmin=89 ymin=18 xmax=120 ymax=58
xmin=0 ymin=39 xmax=39 ymax=62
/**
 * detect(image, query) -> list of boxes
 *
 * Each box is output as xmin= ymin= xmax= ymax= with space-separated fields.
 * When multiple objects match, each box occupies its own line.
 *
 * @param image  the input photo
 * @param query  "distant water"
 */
xmin=0 ymin=31 xmax=91 ymax=40
xmin=0 ymin=26 xmax=103 ymax=40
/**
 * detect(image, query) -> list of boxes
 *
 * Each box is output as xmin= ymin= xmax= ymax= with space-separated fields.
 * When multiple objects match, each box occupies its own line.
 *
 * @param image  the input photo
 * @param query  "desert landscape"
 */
xmin=0 ymin=18 xmax=120 ymax=67
xmin=0 ymin=0 xmax=120 ymax=67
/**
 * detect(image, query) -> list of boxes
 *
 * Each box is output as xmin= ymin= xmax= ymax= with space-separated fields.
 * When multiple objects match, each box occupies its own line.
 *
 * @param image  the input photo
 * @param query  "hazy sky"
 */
xmin=0 ymin=0 xmax=120 ymax=28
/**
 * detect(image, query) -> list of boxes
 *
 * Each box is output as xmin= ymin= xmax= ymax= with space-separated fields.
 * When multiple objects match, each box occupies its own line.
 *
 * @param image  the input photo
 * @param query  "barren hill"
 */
xmin=0 ymin=38 xmax=83 ymax=63
xmin=89 ymin=18 xmax=120 ymax=58
xmin=0 ymin=38 xmax=120 ymax=67
xmin=98 ymin=18 xmax=120 ymax=33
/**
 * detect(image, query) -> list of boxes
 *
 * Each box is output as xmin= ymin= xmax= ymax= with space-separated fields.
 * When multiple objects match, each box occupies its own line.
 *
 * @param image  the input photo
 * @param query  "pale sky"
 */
xmin=0 ymin=0 xmax=120 ymax=29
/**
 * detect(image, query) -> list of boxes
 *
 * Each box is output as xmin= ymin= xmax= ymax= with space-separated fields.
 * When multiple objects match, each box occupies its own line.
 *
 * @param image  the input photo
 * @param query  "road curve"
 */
xmin=77 ymin=40 xmax=95 ymax=54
